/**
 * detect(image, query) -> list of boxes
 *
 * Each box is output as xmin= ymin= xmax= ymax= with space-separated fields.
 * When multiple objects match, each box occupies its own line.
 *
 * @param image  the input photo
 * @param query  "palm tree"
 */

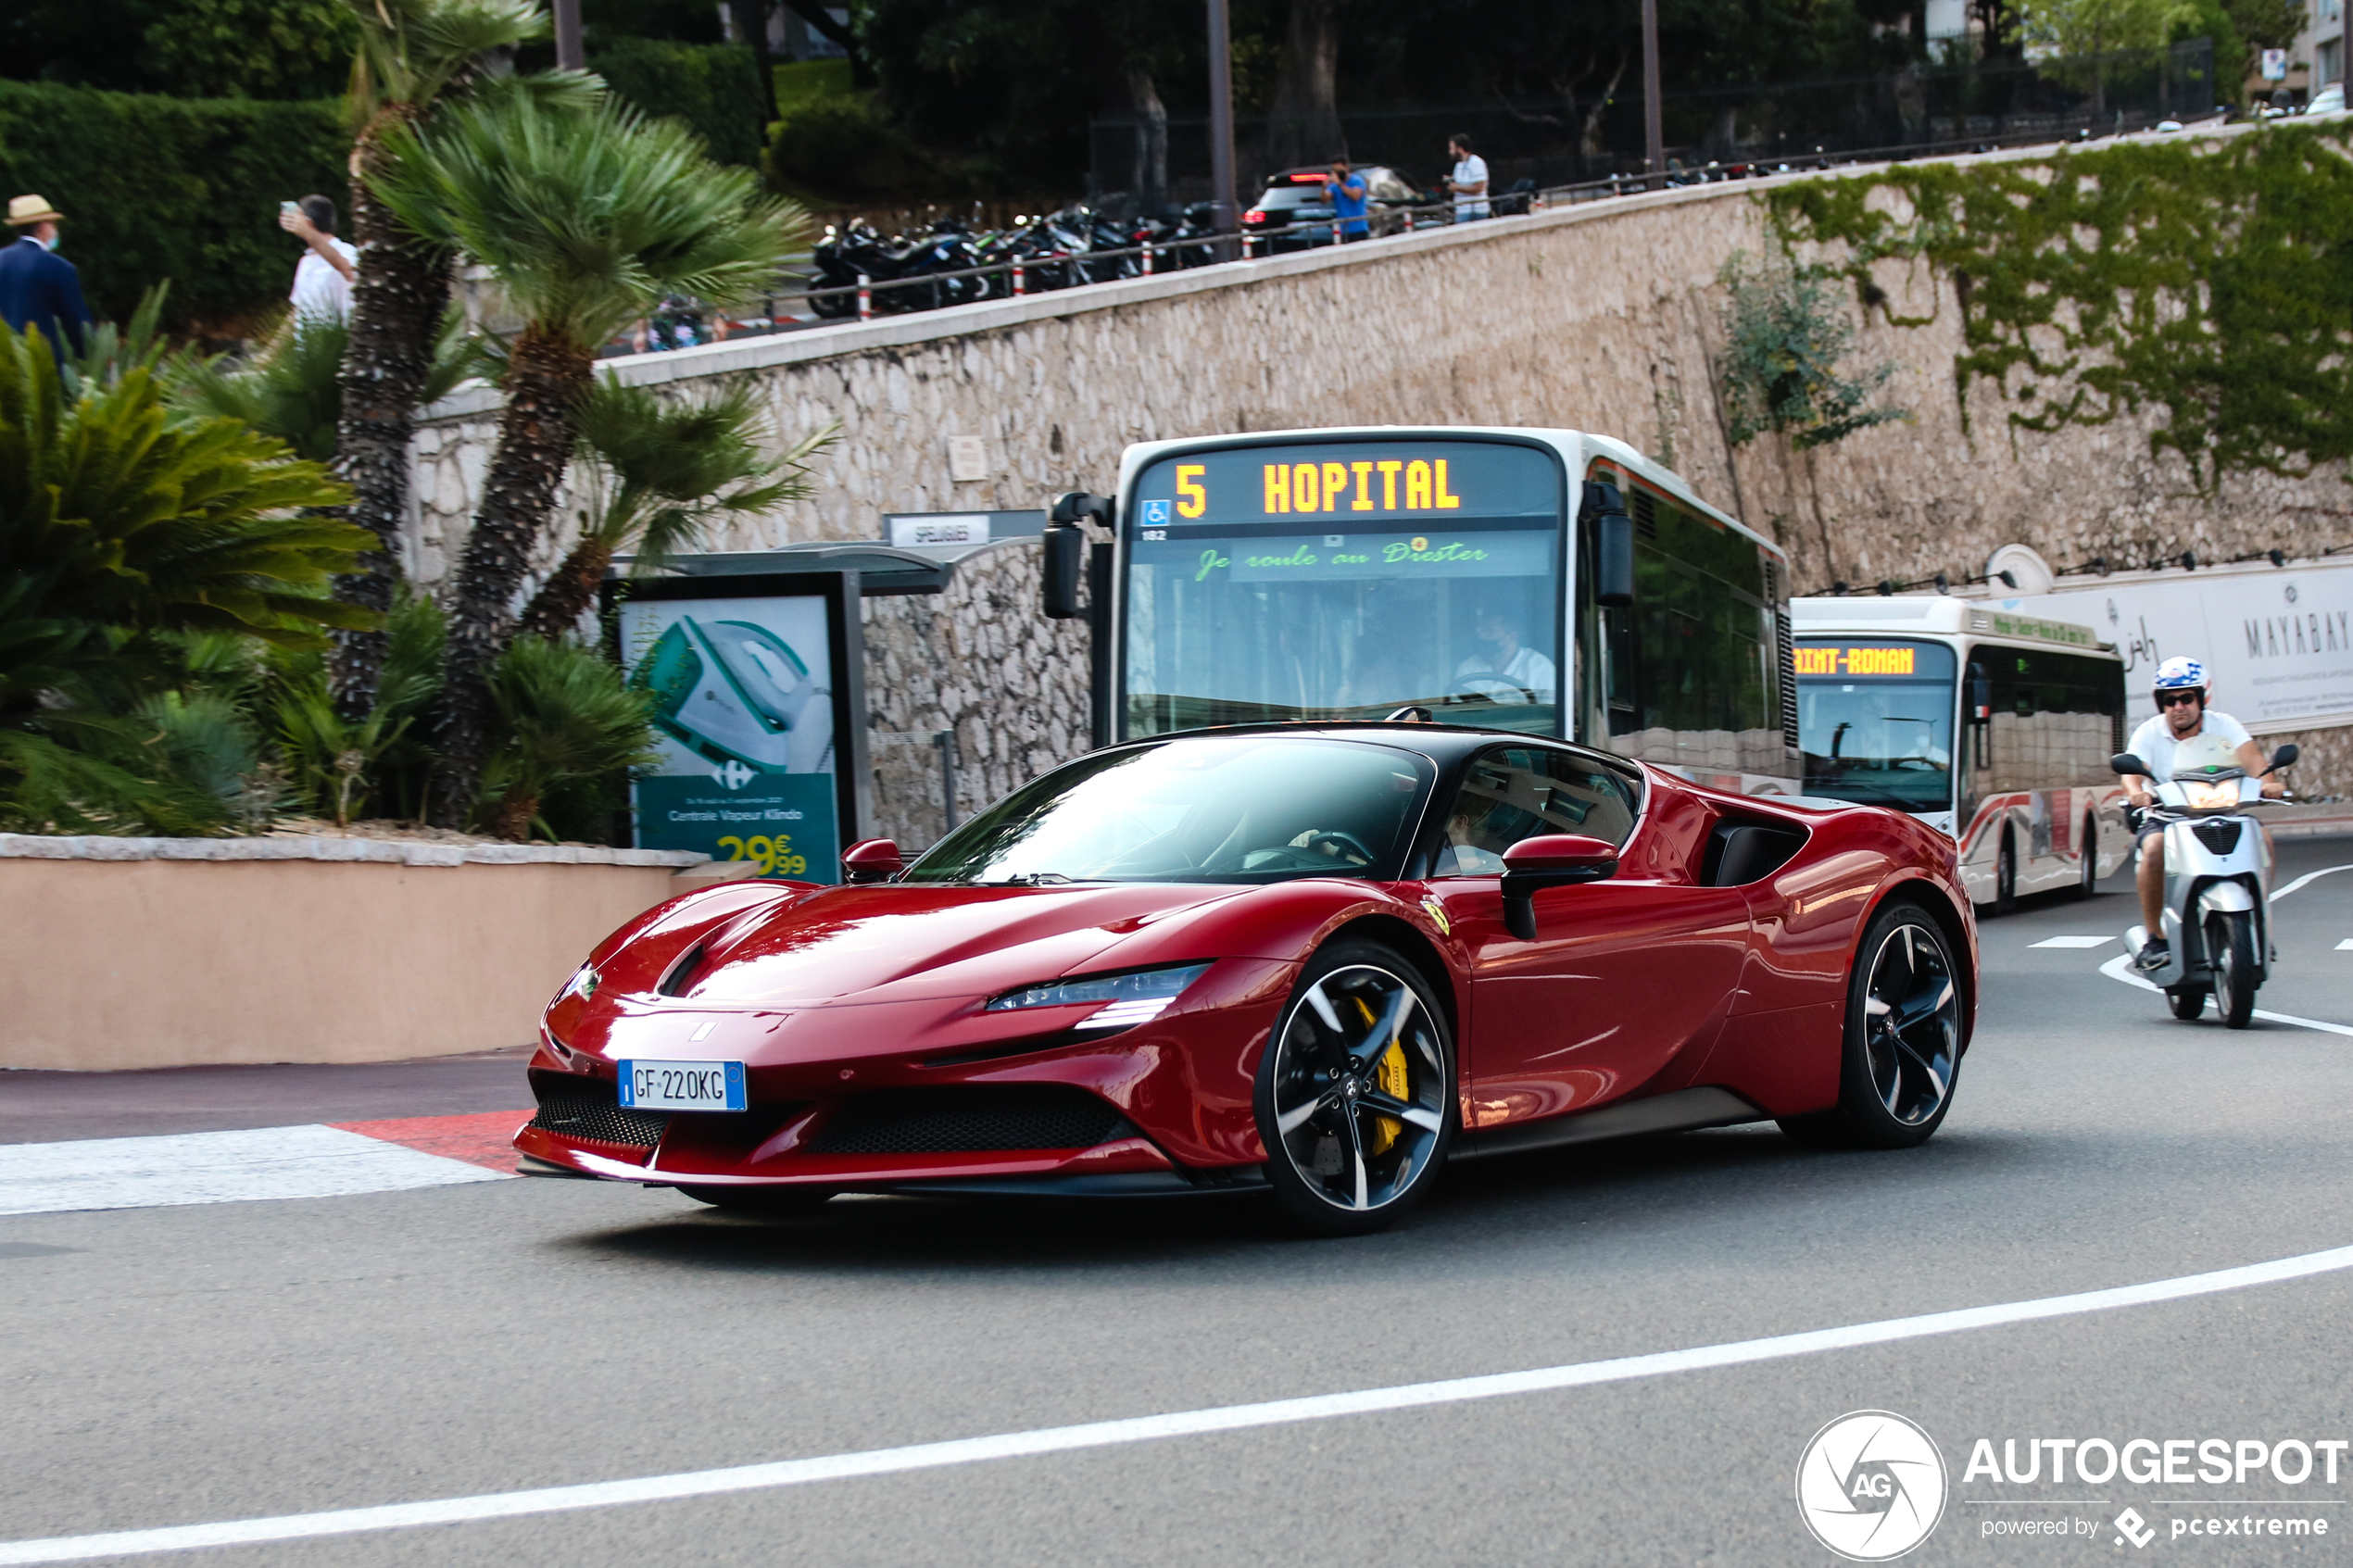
xmin=373 ymin=92 xmax=806 ymax=826
xmin=516 ymin=378 xmax=831 ymax=642
xmin=329 ymin=0 xmax=569 ymax=721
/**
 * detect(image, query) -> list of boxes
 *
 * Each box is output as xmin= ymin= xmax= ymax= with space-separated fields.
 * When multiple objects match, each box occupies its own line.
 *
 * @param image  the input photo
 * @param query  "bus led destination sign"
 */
xmin=1132 ymin=439 xmax=1560 ymax=532
xmin=1795 ymin=644 xmax=1920 ymax=677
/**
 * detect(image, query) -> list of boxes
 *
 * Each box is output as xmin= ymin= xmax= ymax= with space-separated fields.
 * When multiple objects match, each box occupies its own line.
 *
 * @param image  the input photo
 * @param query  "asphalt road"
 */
xmin=6 ymin=836 xmax=2353 ymax=1567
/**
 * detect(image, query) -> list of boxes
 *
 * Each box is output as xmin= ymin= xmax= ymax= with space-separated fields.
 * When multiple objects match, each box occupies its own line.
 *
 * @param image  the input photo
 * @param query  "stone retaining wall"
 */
xmin=406 ymin=123 xmax=2353 ymax=809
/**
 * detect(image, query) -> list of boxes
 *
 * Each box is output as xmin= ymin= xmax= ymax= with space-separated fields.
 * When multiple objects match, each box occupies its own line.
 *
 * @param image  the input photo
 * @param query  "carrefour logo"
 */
xmin=711 ymin=759 xmax=756 ymax=791
xmin=1796 ymin=1411 xmax=1949 ymax=1561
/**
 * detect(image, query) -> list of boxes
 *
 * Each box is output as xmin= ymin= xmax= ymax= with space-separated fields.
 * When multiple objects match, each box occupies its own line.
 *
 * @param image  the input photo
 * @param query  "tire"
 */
xmin=1776 ymin=900 xmax=1962 ymax=1150
xmin=1254 ymin=939 xmax=1455 ymax=1236
xmin=679 ymin=1185 xmax=837 ymax=1215
xmin=2208 ymin=909 xmax=2258 ymax=1029
xmin=1994 ymin=831 xmax=2019 ymax=915
xmin=2073 ymin=815 xmax=2099 ymax=900
xmin=2168 ymin=985 xmax=2209 ymax=1021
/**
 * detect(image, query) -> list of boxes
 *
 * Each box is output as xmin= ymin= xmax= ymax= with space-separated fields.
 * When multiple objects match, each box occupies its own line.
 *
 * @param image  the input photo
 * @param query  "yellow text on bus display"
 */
xmin=1258 ymin=458 xmax=1464 ymax=515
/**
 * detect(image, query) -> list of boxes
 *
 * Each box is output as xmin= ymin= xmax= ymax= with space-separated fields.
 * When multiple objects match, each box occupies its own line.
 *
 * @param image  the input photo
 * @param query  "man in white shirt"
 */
xmin=278 ymin=194 xmax=358 ymax=323
xmin=1454 ymin=608 xmax=1555 ymax=704
xmin=2120 ymin=655 xmax=2284 ymax=970
xmin=1444 ymin=133 xmax=1490 ymax=221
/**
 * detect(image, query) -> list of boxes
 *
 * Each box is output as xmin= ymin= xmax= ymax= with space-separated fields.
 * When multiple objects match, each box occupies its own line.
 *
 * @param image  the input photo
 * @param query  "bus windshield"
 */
xmin=1795 ymin=639 xmax=1957 ymax=812
xmin=1122 ymin=439 xmax=1563 ymax=737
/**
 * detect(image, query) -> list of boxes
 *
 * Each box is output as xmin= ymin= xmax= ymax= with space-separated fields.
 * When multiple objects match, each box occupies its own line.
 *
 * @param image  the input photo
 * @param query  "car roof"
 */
xmin=1104 ymin=721 xmax=1647 ymax=776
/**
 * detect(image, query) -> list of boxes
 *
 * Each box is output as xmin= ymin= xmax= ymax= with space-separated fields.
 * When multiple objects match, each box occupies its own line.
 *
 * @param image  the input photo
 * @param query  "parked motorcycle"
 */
xmin=2114 ymin=741 xmax=2298 ymax=1027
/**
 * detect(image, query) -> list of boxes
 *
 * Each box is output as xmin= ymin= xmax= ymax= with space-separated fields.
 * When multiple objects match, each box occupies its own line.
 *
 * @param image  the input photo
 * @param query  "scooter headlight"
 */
xmin=2181 ymin=779 xmax=2237 ymax=810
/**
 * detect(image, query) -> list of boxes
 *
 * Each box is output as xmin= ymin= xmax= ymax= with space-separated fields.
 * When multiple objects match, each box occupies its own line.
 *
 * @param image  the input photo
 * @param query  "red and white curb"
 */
xmin=0 ymin=1112 xmax=530 ymax=1217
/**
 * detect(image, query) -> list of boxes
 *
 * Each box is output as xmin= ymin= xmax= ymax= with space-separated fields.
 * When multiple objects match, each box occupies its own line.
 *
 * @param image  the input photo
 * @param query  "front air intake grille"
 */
xmin=529 ymin=1082 xmax=671 ymax=1149
xmin=2190 ymin=818 xmax=2244 ymax=855
xmin=807 ymin=1087 xmax=1133 ymax=1156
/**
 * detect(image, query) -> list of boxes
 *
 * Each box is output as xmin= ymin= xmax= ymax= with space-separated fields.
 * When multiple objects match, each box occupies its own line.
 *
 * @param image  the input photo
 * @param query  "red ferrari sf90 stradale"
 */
xmin=517 ymin=724 xmax=1976 ymax=1234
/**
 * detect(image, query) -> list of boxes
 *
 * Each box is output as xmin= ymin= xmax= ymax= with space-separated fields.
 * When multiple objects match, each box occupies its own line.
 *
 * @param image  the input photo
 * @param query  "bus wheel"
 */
xmin=1994 ymin=832 xmax=2018 ymax=915
xmin=2073 ymin=815 xmax=2098 ymax=900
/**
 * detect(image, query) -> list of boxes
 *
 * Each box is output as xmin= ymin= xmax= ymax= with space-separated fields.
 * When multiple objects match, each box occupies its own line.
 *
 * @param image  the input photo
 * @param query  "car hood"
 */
xmin=667 ymin=882 xmax=1254 ymax=1007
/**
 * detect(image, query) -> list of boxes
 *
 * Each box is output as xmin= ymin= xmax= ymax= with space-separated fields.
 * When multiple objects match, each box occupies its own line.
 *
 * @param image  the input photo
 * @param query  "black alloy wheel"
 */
xmin=1779 ymin=900 xmax=1962 ymax=1149
xmin=2208 ymin=909 xmax=2259 ymax=1029
xmin=680 ymin=1185 xmax=837 ymax=1215
xmin=2074 ymin=815 xmax=2099 ymax=900
xmin=1255 ymin=939 xmax=1454 ymax=1236
xmin=1994 ymin=831 xmax=2019 ymax=914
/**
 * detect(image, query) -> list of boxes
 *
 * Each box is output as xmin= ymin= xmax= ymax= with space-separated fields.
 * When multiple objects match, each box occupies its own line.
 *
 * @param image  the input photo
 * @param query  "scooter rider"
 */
xmin=2123 ymin=656 xmax=2284 ymax=971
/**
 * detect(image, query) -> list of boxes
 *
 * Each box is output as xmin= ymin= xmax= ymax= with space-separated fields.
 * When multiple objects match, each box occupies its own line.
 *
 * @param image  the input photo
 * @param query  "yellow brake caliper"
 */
xmin=1354 ymin=996 xmax=1408 ymax=1154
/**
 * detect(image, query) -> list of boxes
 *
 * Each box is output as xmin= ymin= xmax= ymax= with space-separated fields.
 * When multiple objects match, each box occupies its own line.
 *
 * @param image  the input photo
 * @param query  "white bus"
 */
xmin=1791 ymin=596 xmax=2132 ymax=909
xmin=1044 ymin=427 xmax=1801 ymax=793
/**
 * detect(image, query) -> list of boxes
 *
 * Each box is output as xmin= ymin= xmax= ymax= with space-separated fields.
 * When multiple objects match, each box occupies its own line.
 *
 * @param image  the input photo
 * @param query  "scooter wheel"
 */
xmin=2167 ymin=985 xmax=2208 ymax=1021
xmin=2208 ymin=909 xmax=2259 ymax=1029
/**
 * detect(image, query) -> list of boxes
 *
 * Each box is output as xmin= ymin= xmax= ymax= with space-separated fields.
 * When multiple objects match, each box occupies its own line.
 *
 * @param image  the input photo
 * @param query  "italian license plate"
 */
xmin=618 ymin=1060 xmax=746 ymax=1111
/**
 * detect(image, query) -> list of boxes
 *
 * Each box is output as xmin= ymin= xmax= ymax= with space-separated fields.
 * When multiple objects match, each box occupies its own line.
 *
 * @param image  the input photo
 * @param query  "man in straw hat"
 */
xmin=1 ymin=194 xmax=94 ymax=358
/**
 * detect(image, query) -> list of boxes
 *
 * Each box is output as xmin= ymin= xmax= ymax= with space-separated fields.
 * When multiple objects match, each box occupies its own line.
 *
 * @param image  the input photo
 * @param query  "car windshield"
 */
xmin=1254 ymin=186 xmax=1327 ymax=210
xmin=903 ymin=736 xmax=1436 ymax=884
xmin=1796 ymin=640 xmax=1957 ymax=812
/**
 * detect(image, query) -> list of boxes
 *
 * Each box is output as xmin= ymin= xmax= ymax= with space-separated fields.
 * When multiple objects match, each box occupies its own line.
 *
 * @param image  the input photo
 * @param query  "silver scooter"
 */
xmin=2113 ymin=742 xmax=2298 ymax=1027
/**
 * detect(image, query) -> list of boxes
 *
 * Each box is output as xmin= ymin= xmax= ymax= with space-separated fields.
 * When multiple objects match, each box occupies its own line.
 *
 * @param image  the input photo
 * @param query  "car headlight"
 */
xmin=2181 ymin=779 xmax=2238 ymax=810
xmin=562 ymin=963 xmax=600 ymax=1001
xmin=988 ymin=962 xmax=1211 ymax=1029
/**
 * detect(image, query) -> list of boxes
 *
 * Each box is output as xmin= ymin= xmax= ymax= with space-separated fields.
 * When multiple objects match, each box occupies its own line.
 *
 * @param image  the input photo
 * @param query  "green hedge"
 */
xmin=0 ymin=81 xmax=348 ymax=334
xmin=591 ymin=40 xmax=765 ymax=169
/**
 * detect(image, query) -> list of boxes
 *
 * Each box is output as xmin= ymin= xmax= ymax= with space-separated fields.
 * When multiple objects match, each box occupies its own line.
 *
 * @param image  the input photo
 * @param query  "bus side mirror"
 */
xmin=1042 ymin=523 xmax=1085 ymax=619
xmin=1044 ymin=492 xmax=1114 ymax=621
xmin=1584 ymin=481 xmax=1634 ymax=608
xmin=2110 ymin=753 xmax=2149 ymax=777
xmin=2267 ymin=743 xmax=2299 ymax=772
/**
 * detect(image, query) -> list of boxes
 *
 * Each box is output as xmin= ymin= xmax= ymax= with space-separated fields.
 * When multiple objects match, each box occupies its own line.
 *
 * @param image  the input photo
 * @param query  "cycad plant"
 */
xmin=176 ymin=307 xmax=483 ymax=465
xmin=271 ymin=594 xmax=447 ymax=826
xmin=331 ymin=0 xmax=585 ymax=719
xmin=479 ymin=635 xmax=661 ymax=841
xmin=373 ymin=91 xmax=806 ymax=827
xmin=517 ymin=379 xmax=831 ymax=642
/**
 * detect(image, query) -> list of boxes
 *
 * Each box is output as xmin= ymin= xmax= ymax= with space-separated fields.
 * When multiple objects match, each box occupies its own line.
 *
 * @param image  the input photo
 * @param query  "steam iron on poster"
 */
xmin=631 ymin=616 xmax=835 ymax=778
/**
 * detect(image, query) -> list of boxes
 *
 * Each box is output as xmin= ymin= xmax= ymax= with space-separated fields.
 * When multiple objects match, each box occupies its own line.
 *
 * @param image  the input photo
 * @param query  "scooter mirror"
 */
xmin=2268 ymin=743 xmax=2299 ymax=771
xmin=2110 ymin=752 xmax=2150 ymax=777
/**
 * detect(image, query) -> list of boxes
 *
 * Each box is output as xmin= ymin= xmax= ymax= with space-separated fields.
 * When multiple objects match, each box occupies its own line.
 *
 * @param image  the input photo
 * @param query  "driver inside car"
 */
xmin=2123 ymin=656 xmax=2283 ymax=972
xmin=1454 ymin=607 xmax=1556 ymax=705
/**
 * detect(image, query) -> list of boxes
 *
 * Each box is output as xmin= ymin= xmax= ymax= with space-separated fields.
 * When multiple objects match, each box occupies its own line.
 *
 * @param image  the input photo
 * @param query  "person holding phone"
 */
xmin=278 ymin=194 xmax=358 ymax=323
xmin=1323 ymin=157 xmax=1371 ymax=243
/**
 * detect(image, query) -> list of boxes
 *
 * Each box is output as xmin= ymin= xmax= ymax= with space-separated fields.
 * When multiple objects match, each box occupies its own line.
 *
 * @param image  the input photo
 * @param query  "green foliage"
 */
xmin=0 ymin=321 xmax=371 ymax=647
xmin=375 ymin=91 xmax=808 ymax=351
xmin=0 ymin=82 xmax=350 ymax=332
xmin=1718 ymin=249 xmax=1908 ymax=451
xmin=2010 ymin=0 xmax=2190 ymax=63
xmin=2221 ymin=0 xmax=2302 ymax=47
xmin=593 ymin=39 xmax=766 ymax=168
xmin=270 ymin=594 xmax=446 ymax=825
xmin=573 ymin=378 xmax=827 ymax=565
xmin=1765 ymin=122 xmax=2353 ymax=493
xmin=172 ymin=307 xmax=482 ymax=464
xmin=343 ymin=0 xmax=551 ymax=123
xmin=479 ymin=636 xmax=659 ymax=841
xmin=141 ymin=0 xmax=360 ymax=100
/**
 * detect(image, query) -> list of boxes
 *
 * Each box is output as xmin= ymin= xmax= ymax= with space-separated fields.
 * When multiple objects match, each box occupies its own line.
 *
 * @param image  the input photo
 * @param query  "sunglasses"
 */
xmin=2157 ymin=690 xmax=2202 ymax=708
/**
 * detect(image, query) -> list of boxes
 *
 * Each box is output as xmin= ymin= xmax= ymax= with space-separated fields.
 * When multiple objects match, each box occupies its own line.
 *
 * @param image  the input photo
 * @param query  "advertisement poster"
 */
xmin=617 ymin=592 xmax=842 ymax=881
xmin=1999 ymin=558 xmax=2353 ymax=734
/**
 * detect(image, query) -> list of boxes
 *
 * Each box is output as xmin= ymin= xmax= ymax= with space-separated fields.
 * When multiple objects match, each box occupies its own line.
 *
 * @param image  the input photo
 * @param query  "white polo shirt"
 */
xmin=2127 ymin=709 xmax=2252 ymax=781
xmin=1451 ymin=154 xmax=1491 ymax=219
xmin=291 ymin=239 xmax=359 ymax=323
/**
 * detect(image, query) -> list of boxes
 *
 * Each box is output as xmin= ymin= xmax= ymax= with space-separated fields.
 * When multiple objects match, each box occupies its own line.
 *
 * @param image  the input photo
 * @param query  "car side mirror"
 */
xmin=2267 ymin=743 xmax=2299 ymax=772
xmin=1498 ymin=834 xmax=1619 ymax=940
xmin=1584 ymin=481 xmax=1635 ymax=608
xmin=2110 ymin=752 xmax=2149 ymax=777
xmin=841 ymin=838 xmax=904 ymax=884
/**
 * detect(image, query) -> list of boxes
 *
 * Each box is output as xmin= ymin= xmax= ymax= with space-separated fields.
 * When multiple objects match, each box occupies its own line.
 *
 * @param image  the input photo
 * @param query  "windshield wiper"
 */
xmin=984 ymin=872 xmax=1075 ymax=885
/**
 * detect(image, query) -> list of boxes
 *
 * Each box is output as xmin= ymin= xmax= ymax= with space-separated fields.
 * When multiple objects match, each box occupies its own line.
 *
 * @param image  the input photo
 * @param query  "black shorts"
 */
xmin=2134 ymin=819 xmax=2167 ymax=850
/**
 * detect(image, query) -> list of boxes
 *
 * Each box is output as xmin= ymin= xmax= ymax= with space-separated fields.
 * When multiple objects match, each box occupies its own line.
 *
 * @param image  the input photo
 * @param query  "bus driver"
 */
xmin=2123 ymin=656 xmax=2284 ymax=972
xmin=1455 ymin=607 xmax=1556 ymax=705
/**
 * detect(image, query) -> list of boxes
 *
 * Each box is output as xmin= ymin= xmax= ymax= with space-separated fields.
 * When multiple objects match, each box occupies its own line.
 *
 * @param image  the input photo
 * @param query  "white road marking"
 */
xmin=8 ymin=1240 xmax=2353 ymax=1564
xmin=0 ymin=1126 xmax=510 ymax=1218
xmin=2030 ymin=935 xmax=2114 ymax=948
xmin=2337 ymin=939 xmax=2353 ymax=951
xmin=2097 ymin=952 xmax=2353 ymax=1035
xmin=2271 ymin=863 xmax=2353 ymax=903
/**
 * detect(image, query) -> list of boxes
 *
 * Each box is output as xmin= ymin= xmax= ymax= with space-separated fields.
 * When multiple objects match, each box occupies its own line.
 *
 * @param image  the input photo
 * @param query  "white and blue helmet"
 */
xmin=2153 ymin=656 xmax=2207 ymax=700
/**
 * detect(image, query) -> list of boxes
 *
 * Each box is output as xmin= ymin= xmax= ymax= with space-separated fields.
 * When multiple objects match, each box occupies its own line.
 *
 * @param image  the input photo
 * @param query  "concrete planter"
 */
xmin=0 ymin=834 xmax=718 ymax=1072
